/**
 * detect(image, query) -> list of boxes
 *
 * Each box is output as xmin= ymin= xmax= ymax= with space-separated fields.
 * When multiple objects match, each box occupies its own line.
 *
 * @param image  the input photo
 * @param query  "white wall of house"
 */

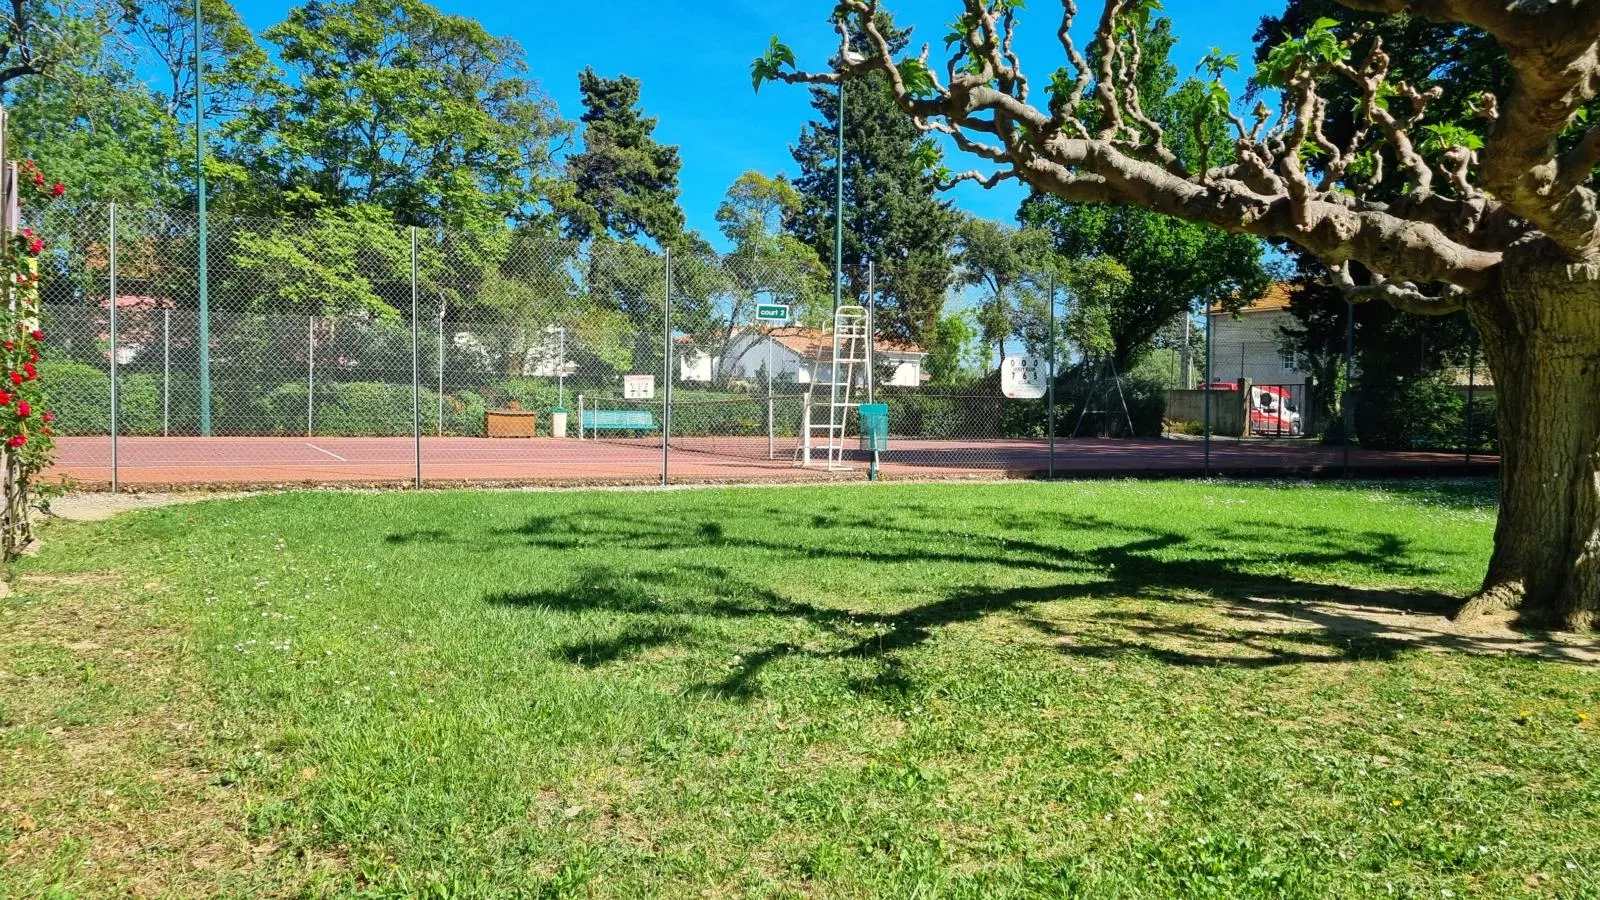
xmin=726 ymin=333 xmax=925 ymax=386
xmin=678 ymin=332 xmax=926 ymax=386
xmin=722 ymin=333 xmax=809 ymax=382
xmin=881 ymin=355 xmax=922 ymax=387
xmin=679 ymin=350 xmax=719 ymax=383
xmin=1208 ymin=309 xmax=1306 ymax=386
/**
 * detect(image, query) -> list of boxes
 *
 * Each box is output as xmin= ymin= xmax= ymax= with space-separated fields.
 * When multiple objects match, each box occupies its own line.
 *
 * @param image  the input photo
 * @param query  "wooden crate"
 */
xmin=485 ymin=409 xmax=537 ymax=438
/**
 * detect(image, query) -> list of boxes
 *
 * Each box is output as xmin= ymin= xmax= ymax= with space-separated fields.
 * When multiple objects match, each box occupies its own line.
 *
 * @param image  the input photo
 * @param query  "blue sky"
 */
xmin=229 ymin=0 xmax=1282 ymax=241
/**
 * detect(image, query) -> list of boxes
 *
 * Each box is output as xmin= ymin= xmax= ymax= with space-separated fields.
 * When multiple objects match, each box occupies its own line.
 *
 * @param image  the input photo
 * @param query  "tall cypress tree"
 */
xmin=789 ymin=27 xmax=958 ymax=343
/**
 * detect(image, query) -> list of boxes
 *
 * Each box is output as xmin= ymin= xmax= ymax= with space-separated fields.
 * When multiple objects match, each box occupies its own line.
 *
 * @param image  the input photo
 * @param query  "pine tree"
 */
xmin=560 ymin=68 xmax=686 ymax=247
xmin=789 ymin=27 xmax=957 ymax=344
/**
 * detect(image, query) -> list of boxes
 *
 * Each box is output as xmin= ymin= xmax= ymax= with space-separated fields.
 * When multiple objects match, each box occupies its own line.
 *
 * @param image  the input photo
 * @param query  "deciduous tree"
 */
xmin=756 ymin=0 xmax=1600 ymax=631
xmin=227 ymin=0 xmax=568 ymax=230
xmin=954 ymin=216 xmax=1053 ymax=368
xmin=1017 ymin=14 xmax=1268 ymax=371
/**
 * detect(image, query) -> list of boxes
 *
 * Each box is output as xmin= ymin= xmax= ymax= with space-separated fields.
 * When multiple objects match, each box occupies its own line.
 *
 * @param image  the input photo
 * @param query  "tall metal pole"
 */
xmin=833 ymin=78 xmax=845 ymax=314
xmin=411 ymin=227 xmax=421 ymax=489
xmin=108 ymin=203 xmax=119 ymax=493
xmin=195 ymin=0 xmax=212 ymax=436
xmin=306 ymin=315 xmax=315 ymax=437
xmin=162 ymin=307 xmax=170 ymax=436
xmin=437 ymin=303 xmax=445 ymax=436
xmin=766 ymin=322 xmax=775 ymax=460
xmin=1180 ymin=313 xmax=1193 ymax=389
xmin=1343 ymin=300 xmax=1356 ymax=478
xmin=866 ymin=260 xmax=876 ymax=405
xmin=661 ymin=248 xmax=672 ymax=486
xmin=1203 ymin=307 xmax=1213 ymax=478
xmin=1048 ymin=271 xmax=1057 ymax=479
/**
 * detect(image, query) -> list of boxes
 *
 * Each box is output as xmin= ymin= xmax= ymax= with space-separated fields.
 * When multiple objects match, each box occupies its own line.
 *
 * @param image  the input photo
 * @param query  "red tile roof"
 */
xmin=685 ymin=327 xmax=922 ymax=356
xmin=762 ymin=326 xmax=923 ymax=356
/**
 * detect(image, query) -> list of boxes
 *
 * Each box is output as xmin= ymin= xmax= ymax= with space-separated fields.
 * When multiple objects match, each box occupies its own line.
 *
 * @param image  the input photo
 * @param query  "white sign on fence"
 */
xmin=623 ymin=374 xmax=656 ymax=400
xmin=1000 ymin=356 xmax=1048 ymax=400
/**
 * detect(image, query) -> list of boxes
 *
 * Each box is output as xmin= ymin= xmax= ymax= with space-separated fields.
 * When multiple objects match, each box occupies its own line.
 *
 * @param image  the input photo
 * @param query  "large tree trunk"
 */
xmin=1459 ymin=243 xmax=1600 ymax=632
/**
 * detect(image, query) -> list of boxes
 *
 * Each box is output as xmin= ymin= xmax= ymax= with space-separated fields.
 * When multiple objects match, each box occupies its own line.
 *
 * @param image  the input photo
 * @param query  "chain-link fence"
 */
xmin=33 ymin=203 xmax=1498 ymax=490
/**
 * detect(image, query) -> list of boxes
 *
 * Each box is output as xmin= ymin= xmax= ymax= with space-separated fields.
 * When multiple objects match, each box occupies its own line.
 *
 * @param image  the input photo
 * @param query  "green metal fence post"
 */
xmin=1048 ymin=271 xmax=1056 ymax=480
xmin=411 ymin=227 xmax=421 ymax=489
xmin=195 ymin=0 xmax=212 ymax=436
xmin=108 ymin=203 xmax=118 ymax=492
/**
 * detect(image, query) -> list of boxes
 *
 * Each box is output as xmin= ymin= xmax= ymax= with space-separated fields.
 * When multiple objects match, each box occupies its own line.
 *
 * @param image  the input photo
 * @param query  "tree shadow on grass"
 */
xmin=555 ymin=621 xmax=693 ymax=667
xmin=467 ymin=504 xmax=1600 ymax=698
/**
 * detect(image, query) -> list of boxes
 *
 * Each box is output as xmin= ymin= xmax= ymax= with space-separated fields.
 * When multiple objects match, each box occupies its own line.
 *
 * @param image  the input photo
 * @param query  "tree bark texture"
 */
xmin=1464 ymin=242 xmax=1600 ymax=631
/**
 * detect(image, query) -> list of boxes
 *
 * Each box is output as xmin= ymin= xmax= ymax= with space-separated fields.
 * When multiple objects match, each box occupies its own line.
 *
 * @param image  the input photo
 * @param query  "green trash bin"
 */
xmin=859 ymin=403 xmax=889 ymax=452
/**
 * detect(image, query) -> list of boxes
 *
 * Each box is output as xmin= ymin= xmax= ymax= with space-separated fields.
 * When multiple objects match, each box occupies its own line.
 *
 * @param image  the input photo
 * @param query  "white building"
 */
xmin=679 ymin=327 xmax=927 ymax=388
xmin=519 ymin=330 xmax=579 ymax=379
xmin=1207 ymin=284 xmax=1307 ymax=387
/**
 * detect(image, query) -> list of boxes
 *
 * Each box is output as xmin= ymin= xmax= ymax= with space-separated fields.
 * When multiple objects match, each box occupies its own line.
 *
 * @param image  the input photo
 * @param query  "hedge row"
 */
xmin=59 ymin=358 xmax=1491 ymax=449
xmin=48 ymin=361 xmax=500 ymax=437
xmin=1355 ymin=374 xmax=1499 ymax=454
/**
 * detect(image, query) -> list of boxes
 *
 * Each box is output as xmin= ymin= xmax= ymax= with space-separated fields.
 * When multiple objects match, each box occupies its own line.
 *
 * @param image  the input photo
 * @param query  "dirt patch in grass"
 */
xmin=42 ymin=491 xmax=252 ymax=523
xmin=0 ymin=571 xmax=345 ymax=896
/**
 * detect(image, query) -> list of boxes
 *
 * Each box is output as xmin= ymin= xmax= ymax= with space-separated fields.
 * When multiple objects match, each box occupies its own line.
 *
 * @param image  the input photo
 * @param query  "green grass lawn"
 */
xmin=3 ymin=480 xmax=1598 ymax=898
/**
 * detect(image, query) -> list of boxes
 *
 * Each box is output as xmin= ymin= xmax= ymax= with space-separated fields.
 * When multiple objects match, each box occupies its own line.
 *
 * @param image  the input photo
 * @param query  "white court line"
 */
xmin=304 ymin=443 xmax=350 ymax=462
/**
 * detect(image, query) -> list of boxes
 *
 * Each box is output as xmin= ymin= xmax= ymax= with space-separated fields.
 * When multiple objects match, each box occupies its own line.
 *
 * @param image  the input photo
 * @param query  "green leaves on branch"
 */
xmin=1197 ymin=48 xmax=1239 ymax=81
xmin=913 ymin=140 xmax=955 ymax=185
xmin=1047 ymin=67 xmax=1076 ymax=115
xmin=751 ymin=36 xmax=796 ymax=93
xmin=943 ymin=13 xmax=976 ymax=50
xmin=1257 ymin=16 xmax=1346 ymax=88
xmin=1420 ymin=123 xmax=1484 ymax=157
xmin=897 ymin=57 xmax=938 ymax=98
xmin=1119 ymin=0 xmax=1164 ymax=37
xmin=1346 ymin=149 xmax=1378 ymax=180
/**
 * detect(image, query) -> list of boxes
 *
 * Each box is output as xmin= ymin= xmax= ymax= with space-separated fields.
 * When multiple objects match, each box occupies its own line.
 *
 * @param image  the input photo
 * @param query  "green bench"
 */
xmin=584 ymin=409 xmax=658 ymax=438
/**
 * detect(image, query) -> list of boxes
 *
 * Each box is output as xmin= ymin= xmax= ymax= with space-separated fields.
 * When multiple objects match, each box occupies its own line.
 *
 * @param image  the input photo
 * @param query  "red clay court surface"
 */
xmin=50 ymin=435 xmax=1498 ymax=490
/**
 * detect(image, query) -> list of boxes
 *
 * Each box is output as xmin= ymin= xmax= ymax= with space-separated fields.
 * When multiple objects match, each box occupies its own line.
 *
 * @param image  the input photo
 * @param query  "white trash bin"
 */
xmin=550 ymin=408 xmax=568 ymax=439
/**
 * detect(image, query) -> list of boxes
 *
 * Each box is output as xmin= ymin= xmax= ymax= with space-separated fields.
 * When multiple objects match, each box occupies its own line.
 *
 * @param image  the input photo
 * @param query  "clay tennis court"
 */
xmin=50 ymin=434 xmax=1497 ymax=490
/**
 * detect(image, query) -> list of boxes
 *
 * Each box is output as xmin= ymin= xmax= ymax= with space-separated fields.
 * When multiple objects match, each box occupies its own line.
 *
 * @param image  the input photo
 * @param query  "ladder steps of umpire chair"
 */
xmin=795 ymin=305 xmax=871 ymax=471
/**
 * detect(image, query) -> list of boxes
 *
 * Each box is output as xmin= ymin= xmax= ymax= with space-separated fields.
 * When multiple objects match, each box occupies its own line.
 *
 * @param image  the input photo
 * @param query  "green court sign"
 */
xmin=756 ymin=303 xmax=790 ymax=323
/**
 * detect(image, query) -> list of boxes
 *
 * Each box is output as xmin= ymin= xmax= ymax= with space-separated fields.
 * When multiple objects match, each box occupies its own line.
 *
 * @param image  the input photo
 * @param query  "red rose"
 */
xmin=7 ymin=435 xmax=24 ymax=448
xmin=31 ymin=171 xmax=42 ymax=186
xmin=17 ymin=400 xmax=30 ymax=417
xmin=30 ymin=330 xmax=43 ymax=341
xmin=0 ymin=391 xmax=10 ymax=405
xmin=28 ymin=349 xmax=37 ymax=363
xmin=24 ymin=362 xmax=36 ymax=378
xmin=2 ymin=342 xmax=12 ymax=351
xmin=50 ymin=182 xmax=64 ymax=197
xmin=8 ymin=372 xmax=21 ymax=386
xmin=27 ymin=238 xmax=43 ymax=254
xmin=42 ymin=411 xmax=52 ymax=423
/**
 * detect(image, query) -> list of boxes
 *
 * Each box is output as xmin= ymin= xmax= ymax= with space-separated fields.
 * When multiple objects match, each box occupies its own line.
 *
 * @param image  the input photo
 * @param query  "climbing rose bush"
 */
xmin=3 ymin=159 xmax=62 ymax=478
